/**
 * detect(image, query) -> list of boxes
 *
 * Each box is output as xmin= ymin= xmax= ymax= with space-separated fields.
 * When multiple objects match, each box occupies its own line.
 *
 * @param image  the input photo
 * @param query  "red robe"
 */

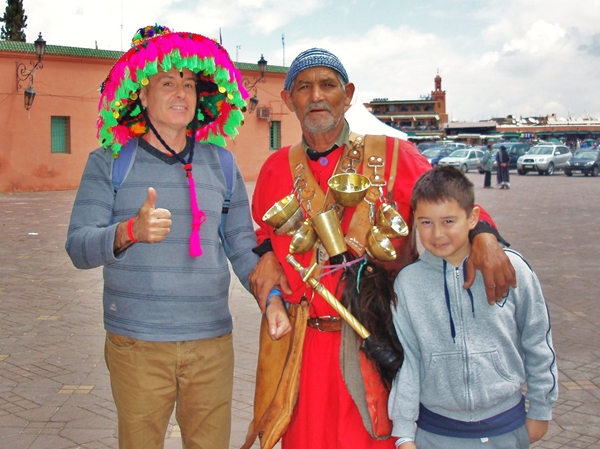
xmin=252 ymin=137 xmax=493 ymax=449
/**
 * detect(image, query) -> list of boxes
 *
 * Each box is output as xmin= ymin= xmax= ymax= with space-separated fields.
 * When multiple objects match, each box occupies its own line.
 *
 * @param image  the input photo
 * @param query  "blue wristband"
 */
xmin=266 ymin=287 xmax=282 ymax=310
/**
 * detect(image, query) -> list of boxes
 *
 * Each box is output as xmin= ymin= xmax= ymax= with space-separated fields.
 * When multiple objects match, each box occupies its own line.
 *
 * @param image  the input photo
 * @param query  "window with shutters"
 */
xmin=270 ymin=121 xmax=281 ymax=150
xmin=51 ymin=116 xmax=71 ymax=154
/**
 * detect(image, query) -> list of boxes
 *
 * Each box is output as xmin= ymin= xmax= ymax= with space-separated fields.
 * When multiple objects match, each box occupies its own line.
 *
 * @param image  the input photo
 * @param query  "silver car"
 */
xmin=438 ymin=148 xmax=485 ymax=173
xmin=517 ymin=144 xmax=572 ymax=175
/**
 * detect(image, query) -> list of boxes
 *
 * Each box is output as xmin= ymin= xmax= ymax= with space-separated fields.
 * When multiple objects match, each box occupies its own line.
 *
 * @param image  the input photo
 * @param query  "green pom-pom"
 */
xmin=199 ymin=57 xmax=215 ymax=75
xmin=145 ymin=60 xmax=159 ymax=77
xmin=214 ymin=67 xmax=229 ymax=84
xmin=136 ymin=68 xmax=147 ymax=83
xmin=161 ymin=55 xmax=173 ymax=73
xmin=111 ymin=143 xmax=122 ymax=157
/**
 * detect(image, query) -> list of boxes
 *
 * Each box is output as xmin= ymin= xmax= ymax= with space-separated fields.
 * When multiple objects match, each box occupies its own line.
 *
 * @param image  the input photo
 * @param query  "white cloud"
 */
xmin=19 ymin=0 xmax=600 ymax=119
xmin=501 ymin=20 xmax=565 ymax=55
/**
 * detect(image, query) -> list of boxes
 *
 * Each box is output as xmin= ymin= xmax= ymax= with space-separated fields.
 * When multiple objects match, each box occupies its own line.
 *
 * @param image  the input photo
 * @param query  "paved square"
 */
xmin=1 ymin=172 xmax=599 ymax=448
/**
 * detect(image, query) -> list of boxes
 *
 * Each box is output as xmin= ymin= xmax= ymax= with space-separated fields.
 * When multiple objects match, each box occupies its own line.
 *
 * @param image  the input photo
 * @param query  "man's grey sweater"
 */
xmin=66 ymin=139 xmax=259 ymax=342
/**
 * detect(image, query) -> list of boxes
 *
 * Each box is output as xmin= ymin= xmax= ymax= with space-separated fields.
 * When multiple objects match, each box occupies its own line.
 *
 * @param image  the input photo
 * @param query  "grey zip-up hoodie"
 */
xmin=389 ymin=249 xmax=558 ymax=439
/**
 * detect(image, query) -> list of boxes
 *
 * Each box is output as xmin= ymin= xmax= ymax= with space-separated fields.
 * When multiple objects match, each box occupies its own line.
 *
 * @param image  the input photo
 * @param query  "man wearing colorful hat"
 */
xmin=245 ymin=48 xmax=516 ymax=449
xmin=66 ymin=25 xmax=289 ymax=448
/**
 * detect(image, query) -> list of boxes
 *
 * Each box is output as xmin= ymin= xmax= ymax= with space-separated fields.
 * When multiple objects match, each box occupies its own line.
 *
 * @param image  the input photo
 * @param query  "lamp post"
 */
xmin=16 ymin=32 xmax=47 ymax=110
xmin=248 ymin=95 xmax=259 ymax=113
xmin=242 ymin=55 xmax=267 ymax=113
xmin=24 ymin=86 xmax=36 ymax=110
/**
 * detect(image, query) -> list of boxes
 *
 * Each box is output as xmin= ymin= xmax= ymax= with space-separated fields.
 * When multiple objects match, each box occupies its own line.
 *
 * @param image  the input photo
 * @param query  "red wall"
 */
xmin=0 ymin=50 xmax=300 ymax=192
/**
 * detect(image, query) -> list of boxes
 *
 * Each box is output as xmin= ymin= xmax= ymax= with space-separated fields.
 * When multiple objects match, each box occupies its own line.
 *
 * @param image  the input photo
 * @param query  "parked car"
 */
xmin=564 ymin=149 xmax=600 ymax=177
xmin=421 ymin=146 xmax=453 ymax=166
xmin=444 ymin=142 xmax=469 ymax=150
xmin=438 ymin=148 xmax=485 ymax=172
xmin=416 ymin=142 xmax=442 ymax=153
xmin=517 ymin=144 xmax=572 ymax=175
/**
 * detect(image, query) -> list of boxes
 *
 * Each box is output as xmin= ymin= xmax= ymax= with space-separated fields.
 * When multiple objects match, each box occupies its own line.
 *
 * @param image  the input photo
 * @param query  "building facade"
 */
xmin=445 ymin=118 xmax=600 ymax=147
xmin=0 ymin=41 xmax=300 ymax=192
xmin=365 ymin=72 xmax=448 ymax=140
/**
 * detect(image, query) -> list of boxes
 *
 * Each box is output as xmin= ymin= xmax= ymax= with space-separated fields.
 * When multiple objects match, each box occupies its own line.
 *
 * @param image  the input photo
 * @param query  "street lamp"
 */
xmin=248 ymin=95 xmax=259 ymax=113
xmin=242 ymin=55 xmax=267 ymax=113
xmin=24 ymin=86 xmax=36 ymax=110
xmin=16 ymin=32 xmax=47 ymax=110
xmin=34 ymin=33 xmax=46 ymax=61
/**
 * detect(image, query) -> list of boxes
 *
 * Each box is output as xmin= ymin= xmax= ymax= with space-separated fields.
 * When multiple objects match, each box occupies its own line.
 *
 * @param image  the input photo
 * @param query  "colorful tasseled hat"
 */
xmin=98 ymin=25 xmax=248 ymax=157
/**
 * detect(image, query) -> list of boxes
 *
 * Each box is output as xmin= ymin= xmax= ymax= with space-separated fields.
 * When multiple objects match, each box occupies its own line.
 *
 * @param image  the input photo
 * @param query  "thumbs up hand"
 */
xmin=132 ymin=187 xmax=172 ymax=243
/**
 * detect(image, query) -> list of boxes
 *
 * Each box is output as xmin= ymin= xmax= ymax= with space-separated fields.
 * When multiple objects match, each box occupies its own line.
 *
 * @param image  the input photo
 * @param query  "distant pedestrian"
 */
xmin=480 ymin=141 xmax=494 ymax=188
xmin=496 ymin=145 xmax=511 ymax=189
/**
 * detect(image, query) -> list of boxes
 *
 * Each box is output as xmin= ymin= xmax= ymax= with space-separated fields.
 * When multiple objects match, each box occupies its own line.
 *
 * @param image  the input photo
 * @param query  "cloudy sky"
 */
xmin=21 ymin=0 xmax=600 ymax=121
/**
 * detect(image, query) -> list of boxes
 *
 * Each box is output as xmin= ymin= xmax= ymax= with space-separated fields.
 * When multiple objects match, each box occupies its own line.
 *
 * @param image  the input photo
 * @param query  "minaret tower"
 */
xmin=431 ymin=70 xmax=448 ymax=124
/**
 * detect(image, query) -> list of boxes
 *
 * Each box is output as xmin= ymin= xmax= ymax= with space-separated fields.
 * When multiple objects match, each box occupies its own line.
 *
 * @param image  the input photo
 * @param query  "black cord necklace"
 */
xmin=142 ymin=106 xmax=206 ymax=257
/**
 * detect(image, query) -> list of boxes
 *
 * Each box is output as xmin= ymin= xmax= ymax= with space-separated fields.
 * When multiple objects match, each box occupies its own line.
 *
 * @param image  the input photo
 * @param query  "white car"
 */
xmin=437 ymin=148 xmax=485 ymax=173
xmin=443 ymin=142 xmax=469 ymax=151
xmin=517 ymin=144 xmax=572 ymax=175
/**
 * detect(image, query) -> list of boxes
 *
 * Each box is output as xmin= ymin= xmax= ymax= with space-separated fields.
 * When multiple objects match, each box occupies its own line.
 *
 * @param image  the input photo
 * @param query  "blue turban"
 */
xmin=284 ymin=48 xmax=349 ymax=91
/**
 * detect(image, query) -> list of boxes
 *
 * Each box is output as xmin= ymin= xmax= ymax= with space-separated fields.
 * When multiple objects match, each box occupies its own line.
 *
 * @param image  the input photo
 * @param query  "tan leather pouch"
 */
xmin=242 ymin=300 xmax=310 ymax=449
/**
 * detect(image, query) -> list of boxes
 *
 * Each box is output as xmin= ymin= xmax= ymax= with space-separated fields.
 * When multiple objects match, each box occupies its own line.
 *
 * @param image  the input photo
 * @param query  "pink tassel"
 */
xmin=187 ymin=172 xmax=206 ymax=257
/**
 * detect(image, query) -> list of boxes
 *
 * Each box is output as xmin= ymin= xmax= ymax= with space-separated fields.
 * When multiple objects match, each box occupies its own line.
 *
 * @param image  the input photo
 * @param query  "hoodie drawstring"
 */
xmin=443 ymin=259 xmax=475 ymax=342
xmin=443 ymin=260 xmax=457 ymax=342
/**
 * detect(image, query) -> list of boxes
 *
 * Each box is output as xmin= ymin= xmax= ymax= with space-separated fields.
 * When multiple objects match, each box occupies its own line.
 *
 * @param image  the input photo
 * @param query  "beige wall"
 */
xmin=0 ymin=50 xmax=300 ymax=192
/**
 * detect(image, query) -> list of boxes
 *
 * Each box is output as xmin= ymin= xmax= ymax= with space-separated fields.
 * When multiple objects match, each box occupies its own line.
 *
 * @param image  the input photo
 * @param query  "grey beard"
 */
xmin=303 ymin=102 xmax=342 ymax=134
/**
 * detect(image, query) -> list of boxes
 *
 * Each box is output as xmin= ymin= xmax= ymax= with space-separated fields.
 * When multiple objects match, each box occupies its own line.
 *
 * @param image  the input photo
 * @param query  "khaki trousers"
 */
xmin=104 ymin=331 xmax=234 ymax=449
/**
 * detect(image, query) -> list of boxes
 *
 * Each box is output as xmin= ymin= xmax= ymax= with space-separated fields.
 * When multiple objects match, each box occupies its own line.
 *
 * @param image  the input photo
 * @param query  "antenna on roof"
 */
xmin=120 ymin=0 xmax=124 ymax=51
xmin=282 ymin=34 xmax=285 ymax=66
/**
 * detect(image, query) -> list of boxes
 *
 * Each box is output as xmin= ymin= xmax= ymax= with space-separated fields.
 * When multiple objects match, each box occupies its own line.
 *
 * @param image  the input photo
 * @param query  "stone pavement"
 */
xmin=0 ymin=172 xmax=599 ymax=449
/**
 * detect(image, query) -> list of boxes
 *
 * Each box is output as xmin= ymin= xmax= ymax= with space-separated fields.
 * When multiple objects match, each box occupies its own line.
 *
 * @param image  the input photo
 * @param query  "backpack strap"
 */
xmin=111 ymin=138 xmax=138 ymax=193
xmin=216 ymin=146 xmax=236 ymax=252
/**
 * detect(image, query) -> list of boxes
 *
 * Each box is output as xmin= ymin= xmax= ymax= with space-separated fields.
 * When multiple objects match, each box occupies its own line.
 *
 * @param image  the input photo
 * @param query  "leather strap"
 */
xmin=288 ymin=143 xmax=341 ymax=218
xmin=286 ymin=135 xmax=389 ymax=258
xmin=307 ymin=316 xmax=342 ymax=332
xmin=345 ymin=135 xmax=387 ymax=255
xmin=387 ymin=138 xmax=400 ymax=201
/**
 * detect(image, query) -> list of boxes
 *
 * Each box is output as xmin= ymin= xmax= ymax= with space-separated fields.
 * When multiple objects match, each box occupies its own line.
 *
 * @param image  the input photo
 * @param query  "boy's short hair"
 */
xmin=411 ymin=166 xmax=475 ymax=214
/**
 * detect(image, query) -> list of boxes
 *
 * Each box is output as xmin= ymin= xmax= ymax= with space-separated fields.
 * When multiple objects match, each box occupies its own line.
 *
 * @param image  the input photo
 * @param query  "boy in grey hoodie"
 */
xmin=389 ymin=166 xmax=557 ymax=448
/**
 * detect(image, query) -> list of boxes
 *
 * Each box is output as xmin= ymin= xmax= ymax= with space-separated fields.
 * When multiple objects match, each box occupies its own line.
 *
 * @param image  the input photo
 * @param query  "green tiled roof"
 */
xmin=0 ymin=40 xmax=122 ymax=60
xmin=0 ymin=40 xmax=289 ymax=73
xmin=235 ymin=61 xmax=288 ymax=74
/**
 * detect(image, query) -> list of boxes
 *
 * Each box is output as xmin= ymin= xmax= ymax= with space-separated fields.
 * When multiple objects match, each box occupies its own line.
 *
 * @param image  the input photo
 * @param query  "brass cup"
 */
xmin=262 ymin=194 xmax=300 ymax=229
xmin=274 ymin=207 xmax=305 ymax=236
xmin=328 ymin=173 xmax=371 ymax=207
xmin=365 ymin=225 xmax=397 ymax=261
xmin=289 ymin=220 xmax=318 ymax=254
xmin=310 ymin=208 xmax=347 ymax=257
xmin=376 ymin=203 xmax=409 ymax=238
